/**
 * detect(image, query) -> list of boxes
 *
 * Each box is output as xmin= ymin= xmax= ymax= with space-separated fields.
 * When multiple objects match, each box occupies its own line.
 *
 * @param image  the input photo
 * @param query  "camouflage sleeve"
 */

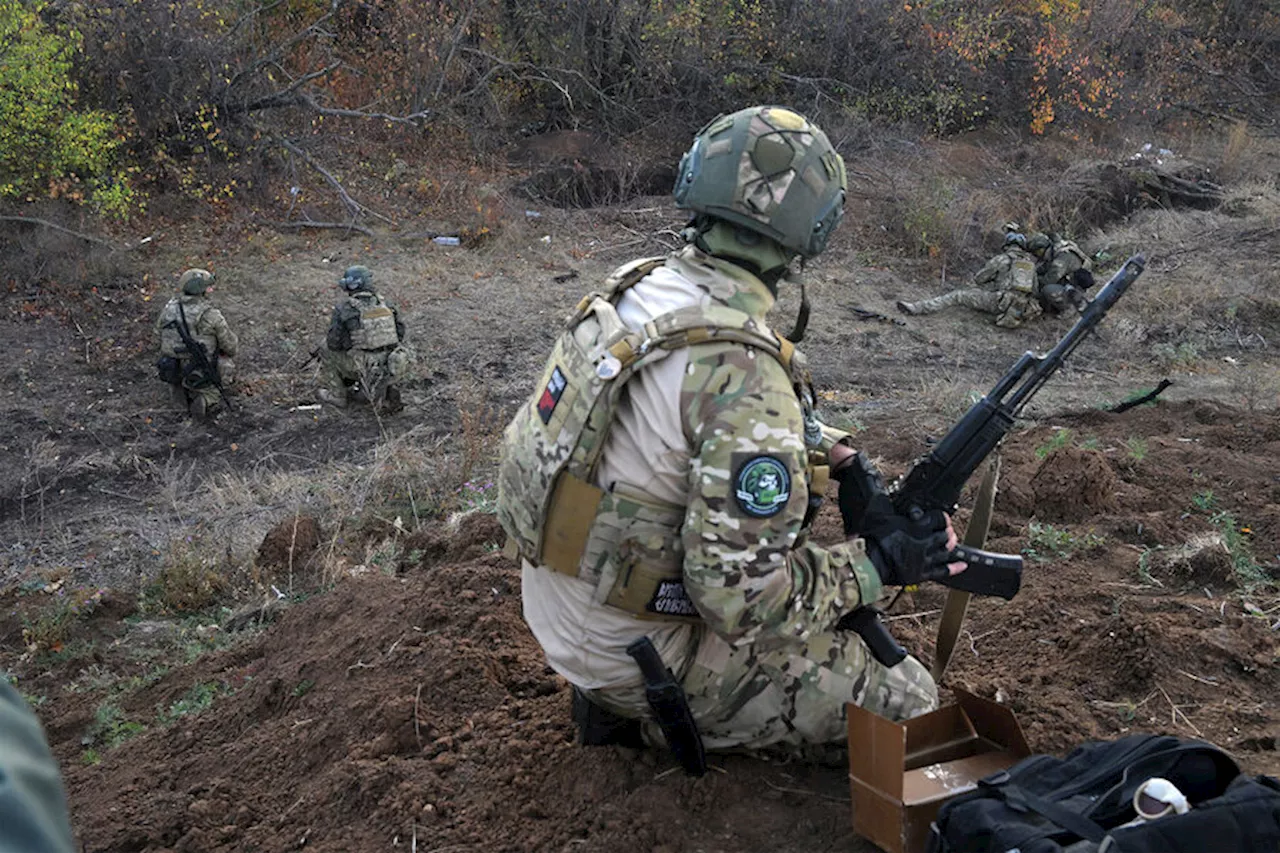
xmin=0 ymin=680 xmax=76 ymax=852
xmin=326 ymin=303 xmax=354 ymax=351
xmin=1043 ymin=253 xmax=1081 ymax=286
xmin=392 ymin=304 xmax=406 ymax=342
xmin=205 ymin=308 xmax=239 ymax=358
xmin=972 ymin=255 xmax=1007 ymax=286
xmin=818 ymin=421 xmax=854 ymax=457
xmin=680 ymin=343 xmax=883 ymax=646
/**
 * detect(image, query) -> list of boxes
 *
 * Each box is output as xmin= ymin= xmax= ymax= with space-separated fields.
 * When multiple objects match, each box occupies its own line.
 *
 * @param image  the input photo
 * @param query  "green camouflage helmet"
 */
xmin=179 ymin=268 xmax=214 ymax=295
xmin=340 ymin=265 xmax=373 ymax=292
xmin=1027 ymin=233 xmax=1052 ymax=255
xmin=674 ymin=106 xmax=847 ymax=258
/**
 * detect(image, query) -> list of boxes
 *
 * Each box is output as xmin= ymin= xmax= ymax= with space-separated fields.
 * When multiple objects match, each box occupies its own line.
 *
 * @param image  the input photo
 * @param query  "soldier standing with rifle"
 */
xmin=154 ymin=268 xmax=238 ymax=423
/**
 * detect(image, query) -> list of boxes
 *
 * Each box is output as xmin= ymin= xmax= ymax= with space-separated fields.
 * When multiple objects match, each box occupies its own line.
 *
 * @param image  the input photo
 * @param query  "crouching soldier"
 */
xmin=318 ymin=266 xmax=411 ymax=412
xmin=1030 ymin=232 xmax=1094 ymax=316
xmin=155 ymin=268 xmax=238 ymax=422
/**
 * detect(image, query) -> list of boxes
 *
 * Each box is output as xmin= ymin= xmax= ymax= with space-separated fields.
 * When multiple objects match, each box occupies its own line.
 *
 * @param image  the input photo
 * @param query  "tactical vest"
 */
xmin=497 ymin=256 xmax=826 ymax=625
xmin=158 ymin=298 xmax=217 ymax=360
xmin=347 ymin=293 xmax=399 ymax=350
xmin=1005 ymin=251 xmax=1038 ymax=294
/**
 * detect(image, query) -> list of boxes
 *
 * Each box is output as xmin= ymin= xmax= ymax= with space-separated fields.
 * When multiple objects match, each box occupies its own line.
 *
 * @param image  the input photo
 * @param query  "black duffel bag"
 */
xmin=928 ymin=733 xmax=1280 ymax=853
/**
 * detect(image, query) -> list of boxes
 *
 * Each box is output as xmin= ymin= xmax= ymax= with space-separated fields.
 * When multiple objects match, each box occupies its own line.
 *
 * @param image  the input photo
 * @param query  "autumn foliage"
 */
xmin=0 ymin=0 xmax=1276 ymax=218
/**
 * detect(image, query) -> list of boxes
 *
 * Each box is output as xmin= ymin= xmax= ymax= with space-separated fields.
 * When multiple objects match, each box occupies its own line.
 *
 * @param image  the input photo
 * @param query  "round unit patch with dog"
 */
xmin=733 ymin=455 xmax=791 ymax=518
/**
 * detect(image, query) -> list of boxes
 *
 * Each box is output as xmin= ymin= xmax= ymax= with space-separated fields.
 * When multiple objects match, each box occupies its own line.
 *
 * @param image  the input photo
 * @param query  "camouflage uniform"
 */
xmin=155 ymin=293 xmax=238 ymax=410
xmin=1035 ymin=235 xmax=1092 ymax=316
xmin=898 ymin=245 xmax=1042 ymax=329
xmin=0 ymin=679 xmax=76 ymax=851
xmin=515 ymin=246 xmax=937 ymax=757
xmin=321 ymin=290 xmax=411 ymax=408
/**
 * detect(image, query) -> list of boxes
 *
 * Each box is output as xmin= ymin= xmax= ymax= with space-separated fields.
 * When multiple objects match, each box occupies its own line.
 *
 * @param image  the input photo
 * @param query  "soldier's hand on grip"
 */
xmin=856 ymin=492 xmax=956 ymax=587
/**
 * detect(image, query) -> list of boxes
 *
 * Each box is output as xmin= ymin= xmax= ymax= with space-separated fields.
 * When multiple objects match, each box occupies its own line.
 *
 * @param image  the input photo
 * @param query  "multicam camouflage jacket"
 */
xmin=503 ymin=246 xmax=884 ymax=688
xmin=973 ymin=246 xmax=1038 ymax=295
xmin=155 ymin=295 xmax=239 ymax=361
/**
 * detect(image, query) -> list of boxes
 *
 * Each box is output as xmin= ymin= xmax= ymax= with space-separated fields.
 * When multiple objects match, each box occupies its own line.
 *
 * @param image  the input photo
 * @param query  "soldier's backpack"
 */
xmin=927 ymin=734 xmax=1280 ymax=853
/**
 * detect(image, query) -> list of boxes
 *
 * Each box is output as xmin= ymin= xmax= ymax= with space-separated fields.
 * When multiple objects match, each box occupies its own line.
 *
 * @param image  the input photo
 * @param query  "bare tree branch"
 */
xmin=222 ymin=0 xmax=339 ymax=101
xmin=433 ymin=2 xmax=475 ymax=101
xmin=274 ymin=135 xmax=396 ymax=227
xmin=259 ymin=217 xmax=374 ymax=237
xmin=238 ymin=62 xmax=342 ymax=113
xmin=0 ymin=215 xmax=118 ymax=249
xmin=295 ymin=93 xmax=431 ymax=126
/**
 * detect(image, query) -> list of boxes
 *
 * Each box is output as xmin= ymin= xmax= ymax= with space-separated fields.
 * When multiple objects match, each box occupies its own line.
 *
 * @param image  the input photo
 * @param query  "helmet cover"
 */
xmin=674 ymin=106 xmax=847 ymax=258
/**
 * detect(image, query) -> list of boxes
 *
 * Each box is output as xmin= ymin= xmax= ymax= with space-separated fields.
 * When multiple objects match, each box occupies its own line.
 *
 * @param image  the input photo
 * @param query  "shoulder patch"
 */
xmin=537 ymin=365 xmax=567 ymax=424
xmin=733 ymin=455 xmax=791 ymax=518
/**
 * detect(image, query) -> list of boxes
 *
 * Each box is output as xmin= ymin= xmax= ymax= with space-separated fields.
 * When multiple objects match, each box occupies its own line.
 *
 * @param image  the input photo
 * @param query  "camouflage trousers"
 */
xmin=321 ymin=346 xmax=412 ymax=401
xmin=904 ymin=289 xmax=1040 ymax=329
xmin=171 ymin=357 xmax=235 ymax=408
xmin=591 ymin=628 xmax=937 ymax=761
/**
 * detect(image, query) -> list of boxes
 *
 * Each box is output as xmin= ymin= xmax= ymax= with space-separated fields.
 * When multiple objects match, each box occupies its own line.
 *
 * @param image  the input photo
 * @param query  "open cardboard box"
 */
xmin=848 ymin=688 xmax=1032 ymax=853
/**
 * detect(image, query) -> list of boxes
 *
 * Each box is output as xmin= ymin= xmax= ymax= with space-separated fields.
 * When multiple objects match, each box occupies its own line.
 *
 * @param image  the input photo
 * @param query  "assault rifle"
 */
xmin=175 ymin=302 xmax=231 ymax=410
xmin=839 ymin=254 xmax=1147 ymax=666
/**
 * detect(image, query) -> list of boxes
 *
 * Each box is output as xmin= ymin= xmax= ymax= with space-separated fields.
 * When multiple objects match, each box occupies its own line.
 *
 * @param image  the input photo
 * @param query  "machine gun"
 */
xmin=840 ymin=254 xmax=1147 ymax=666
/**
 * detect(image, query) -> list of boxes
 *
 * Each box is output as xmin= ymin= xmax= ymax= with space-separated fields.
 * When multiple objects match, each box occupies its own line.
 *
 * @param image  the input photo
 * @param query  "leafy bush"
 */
xmin=0 ymin=1 xmax=131 ymax=213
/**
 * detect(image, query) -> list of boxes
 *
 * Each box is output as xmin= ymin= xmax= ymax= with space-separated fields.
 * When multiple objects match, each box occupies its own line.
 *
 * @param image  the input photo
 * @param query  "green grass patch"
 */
xmin=84 ymin=701 xmax=146 ymax=751
xmin=1124 ymin=436 xmax=1149 ymax=462
xmin=1034 ymin=428 xmax=1074 ymax=459
xmin=1191 ymin=490 xmax=1218 ymax=512
xmin=1208 ymin=510 xmax=1269 ymax=588
xmin=1153 ymin=341 xmax=1201 ymax=371
xmin=160 ymin=681 xmax=229 ymax=722
xmin=1023 ymin=521 xmax=1106 ymax=563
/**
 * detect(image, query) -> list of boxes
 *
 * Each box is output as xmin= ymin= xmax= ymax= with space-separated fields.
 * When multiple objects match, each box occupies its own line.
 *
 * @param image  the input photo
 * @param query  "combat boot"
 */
xmin=382 ymin=386 xmax=403 ymax=414
xmin=318 ymin=389 xmax=348 ymax=409
xmin=169 ymin=382 xmax=188 ymax=409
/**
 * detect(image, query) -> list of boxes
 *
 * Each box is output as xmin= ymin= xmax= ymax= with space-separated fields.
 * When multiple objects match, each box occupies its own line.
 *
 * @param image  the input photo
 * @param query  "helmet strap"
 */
xmin=784 ymin=260 xmax=811 ymax=343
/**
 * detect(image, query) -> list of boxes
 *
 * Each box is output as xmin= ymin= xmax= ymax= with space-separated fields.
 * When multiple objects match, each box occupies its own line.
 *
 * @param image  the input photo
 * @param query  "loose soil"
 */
xmin=2 ymin=153 xmax=1280 ymax=852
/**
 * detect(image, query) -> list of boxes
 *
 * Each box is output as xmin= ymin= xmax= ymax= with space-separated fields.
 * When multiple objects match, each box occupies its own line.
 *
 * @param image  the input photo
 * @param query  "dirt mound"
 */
xmin=1031 ymin=446 xmax=1120 ymax=522
xmin=1033 ymin=156 xmax=1224 ymax=231
xmin=14 ymin=400 xmax=1279 ymax=853
xmin=256 ymin=514 xmax=323 ymax=581
xmin=1146 ymin=532 xmax=1237 ymax=589
xmin=53 ymin=553 xmax=862 ymax=853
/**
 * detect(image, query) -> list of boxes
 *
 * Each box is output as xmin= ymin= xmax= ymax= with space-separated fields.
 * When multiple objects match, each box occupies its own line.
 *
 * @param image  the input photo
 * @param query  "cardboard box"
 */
xmin=847 ymin=688 xmax=1032 ymax=853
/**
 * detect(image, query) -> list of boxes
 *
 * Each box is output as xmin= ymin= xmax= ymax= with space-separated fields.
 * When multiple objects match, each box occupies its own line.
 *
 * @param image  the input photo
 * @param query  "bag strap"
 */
xmin=988 ymin=782 xmax=1108 ymax=844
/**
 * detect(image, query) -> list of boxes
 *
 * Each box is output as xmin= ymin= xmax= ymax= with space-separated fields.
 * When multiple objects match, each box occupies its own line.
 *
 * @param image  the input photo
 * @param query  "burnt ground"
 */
xmin=2 ymin=139 xmax=1280 ymax=852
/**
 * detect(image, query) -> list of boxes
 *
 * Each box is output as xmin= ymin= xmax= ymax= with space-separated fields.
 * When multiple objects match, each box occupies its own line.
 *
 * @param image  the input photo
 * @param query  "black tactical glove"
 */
xmin=859 ymin=494 xmax=954 ymax=587
xmin=832 ymin=450 xmax=887 ymax=536
xmin=835 ymin=457 xmax=953 ymax=586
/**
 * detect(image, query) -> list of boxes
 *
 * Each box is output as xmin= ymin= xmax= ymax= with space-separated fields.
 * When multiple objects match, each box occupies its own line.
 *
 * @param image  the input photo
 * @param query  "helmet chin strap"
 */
xmin=784 ymin=260 xmax=810 ymax=343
